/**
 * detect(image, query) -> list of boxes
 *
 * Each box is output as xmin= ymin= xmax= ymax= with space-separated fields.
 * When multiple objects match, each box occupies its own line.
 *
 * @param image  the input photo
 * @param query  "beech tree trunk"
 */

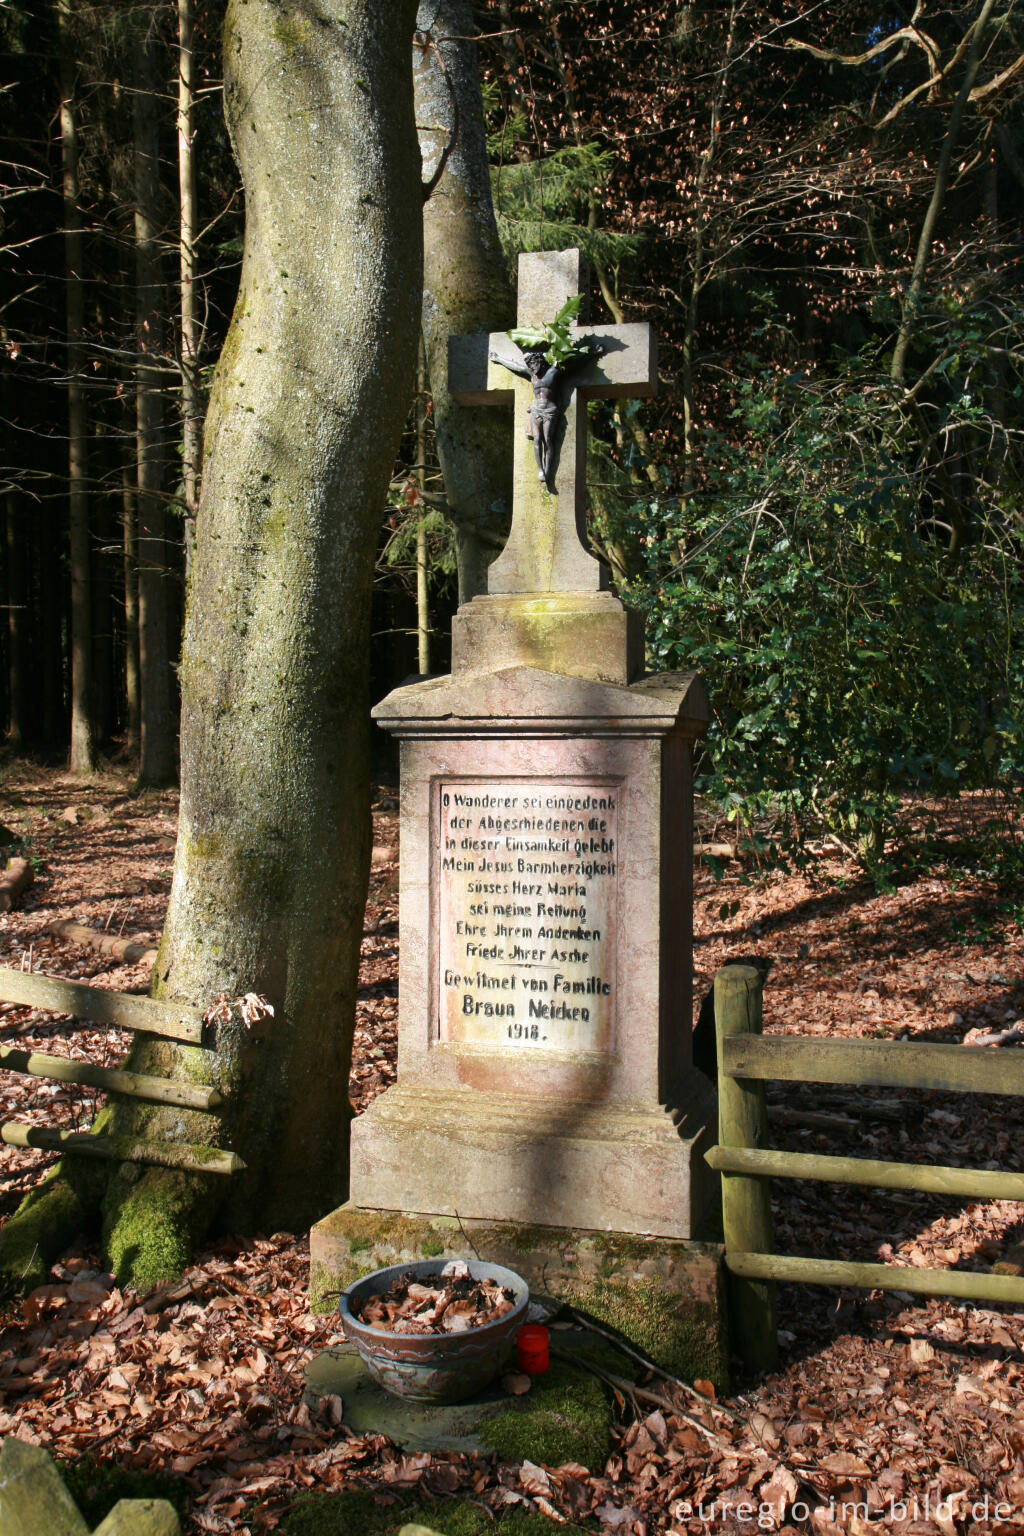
xmin=0 ymin=0 xmax=423 ymax=1293
xmin=59 ymin=0 xmax=95 ymax=774
xmin=414 ymin=0 xmax=514 ymax=601
xmin=134 ymin=24 xmax=176 ymax=786
xmin=94 ymin=0 xmax=423 ymax=1281
xmin=178 ymin=0 xmax=202 ymax=572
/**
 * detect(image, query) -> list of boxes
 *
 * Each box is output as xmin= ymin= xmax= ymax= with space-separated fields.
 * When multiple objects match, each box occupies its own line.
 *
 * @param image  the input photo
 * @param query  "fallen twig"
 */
xmin=552 ymin=1346 xmax=729 ymax=1450
xmin=561 ymin=1305 xmax=741 ymax=1422
xmin=965 ymin=1025 xmax=1024 ymax=1048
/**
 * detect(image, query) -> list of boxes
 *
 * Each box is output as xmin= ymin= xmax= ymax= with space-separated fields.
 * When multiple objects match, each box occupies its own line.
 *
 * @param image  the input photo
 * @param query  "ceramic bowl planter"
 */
xmin=338 ymin=1259 xmax=529 ymax=1403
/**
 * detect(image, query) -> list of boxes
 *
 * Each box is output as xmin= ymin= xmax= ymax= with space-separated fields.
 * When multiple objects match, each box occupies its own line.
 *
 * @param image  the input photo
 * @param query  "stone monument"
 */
xmin=310 ymin=251 xmax=724 ymax=1381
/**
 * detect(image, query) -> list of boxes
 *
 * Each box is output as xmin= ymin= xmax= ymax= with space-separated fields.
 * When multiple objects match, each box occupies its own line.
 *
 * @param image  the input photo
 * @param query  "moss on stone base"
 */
xmin=310 ymin=1204 xmax=728 ymax=1389
xmin=560 ymin=1273 xmax=726 ymax=1387
xmin=308 ymin=1211 xmax=467 ymax=1311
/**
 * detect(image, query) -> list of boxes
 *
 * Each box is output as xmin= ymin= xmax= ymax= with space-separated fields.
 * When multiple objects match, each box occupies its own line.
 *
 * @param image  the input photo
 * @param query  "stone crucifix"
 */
xmin=448 ymin=249 xmax=657 ymax=595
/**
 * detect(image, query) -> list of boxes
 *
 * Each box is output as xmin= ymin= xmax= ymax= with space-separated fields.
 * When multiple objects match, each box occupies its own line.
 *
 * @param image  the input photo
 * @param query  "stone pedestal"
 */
xmin=345 ymin=665 xmax=715 ymax=1241
xmin=310 ymin=656 xmax=724 ymax=1377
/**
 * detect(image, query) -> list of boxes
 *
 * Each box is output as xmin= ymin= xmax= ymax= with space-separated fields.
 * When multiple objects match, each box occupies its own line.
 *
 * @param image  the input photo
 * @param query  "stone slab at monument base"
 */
xmin=350 ymin=1084 xmax=716 ymax=1239
xmin=309 ymin=1202 xmax=728 ymax=1389
xmin=305 ymin=1326 xmax=617 ymax=1464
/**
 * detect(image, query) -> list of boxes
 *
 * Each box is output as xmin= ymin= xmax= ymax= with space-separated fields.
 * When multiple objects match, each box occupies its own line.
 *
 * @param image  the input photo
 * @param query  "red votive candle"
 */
xmin=517 ymin=1324 xmax=550 ymax=1375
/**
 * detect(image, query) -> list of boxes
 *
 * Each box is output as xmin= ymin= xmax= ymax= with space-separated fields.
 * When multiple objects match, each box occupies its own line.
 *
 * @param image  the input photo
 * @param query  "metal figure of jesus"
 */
xmin=488 ymin=342 xmax=606 ymax=489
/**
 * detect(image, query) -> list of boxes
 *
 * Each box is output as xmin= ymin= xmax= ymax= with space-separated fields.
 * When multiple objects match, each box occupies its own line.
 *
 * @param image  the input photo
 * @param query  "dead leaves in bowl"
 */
xmin=356 ymin=1260 xmax=516 ymax=1336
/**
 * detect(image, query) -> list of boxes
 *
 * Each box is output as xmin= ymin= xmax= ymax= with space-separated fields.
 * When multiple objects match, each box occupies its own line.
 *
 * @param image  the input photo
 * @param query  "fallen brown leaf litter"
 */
xmin=1 ymin=768 xmax=1023 ymax=1534
xmin=356 ymin=1261 xmax=516 ymax=1335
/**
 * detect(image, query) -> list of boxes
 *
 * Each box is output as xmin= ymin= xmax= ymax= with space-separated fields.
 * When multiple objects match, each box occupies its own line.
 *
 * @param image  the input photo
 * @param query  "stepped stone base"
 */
xmin=349 ymin=1084 xmax=717 ymax=1241
xmin=451 ymin=592 xmax=644 ymax=684
xmin=309 ymin=1202 xmax=728 ymax=1388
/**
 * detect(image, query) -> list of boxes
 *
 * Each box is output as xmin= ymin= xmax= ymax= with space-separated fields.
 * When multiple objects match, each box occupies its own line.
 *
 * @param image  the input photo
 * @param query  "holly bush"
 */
xmin=618 ymin=335 xmax=1023 ymax=881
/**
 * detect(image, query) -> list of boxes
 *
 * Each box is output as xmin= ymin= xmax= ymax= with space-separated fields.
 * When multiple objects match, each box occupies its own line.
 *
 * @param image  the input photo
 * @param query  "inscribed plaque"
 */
xmin=437 ymin=780 xmax=618 ymax=1056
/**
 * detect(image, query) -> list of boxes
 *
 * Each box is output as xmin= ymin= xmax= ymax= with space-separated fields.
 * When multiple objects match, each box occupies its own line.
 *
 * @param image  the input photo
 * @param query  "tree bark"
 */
xmin=415 ymin=336 xmax=430 ymax=675
xmin=94 ymin=0 xmax=423 ymax=1279
xmin=178 ymin=0 xmax=202 ymax=574
xmin=414 ymin=0 xmax=514 ymax=602
xmin=5 ymin=488 xmax=27 ymax=749
xmin=58 ymin=0 xmax=95 ymax=774
xmin=134 ymin=21 xmax=176 ymax=786
xmin=38 ymin=507 xmax=64 ymax=748
xmin=1 ymin=330 xmax=27 ymax=746
xmin=122 ymin=460 xmax=141 ymax=749
xmin=680 ymin=0 xmax=739 ymax=496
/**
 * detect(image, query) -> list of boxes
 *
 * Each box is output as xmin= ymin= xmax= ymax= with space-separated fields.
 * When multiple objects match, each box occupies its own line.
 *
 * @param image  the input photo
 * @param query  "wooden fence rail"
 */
xmin=722 ymin=1033 xmax=1024 ymax=1097
xmin=1 ymin=1123 xmax=243 ymax=1175
xmin=707 ymin=963 xmax=1024 ymax=1376
xmin=0 ymin=1043 xmax=223 ymax=1112
xmin=0 ymin=967 xmax=204 ymax=1043
xmin=0 ymin=969 xmax=242 ymax=1176
xmin=706 ymin=1145 xmax=1024 ymax=1202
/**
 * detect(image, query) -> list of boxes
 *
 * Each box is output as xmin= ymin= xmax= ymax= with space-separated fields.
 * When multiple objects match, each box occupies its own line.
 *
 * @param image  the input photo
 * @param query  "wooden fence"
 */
xmin=705 ymin=963 xmax=1024 ymax=1374
xmin=0 ymin=967 xmax=243 ymax=1176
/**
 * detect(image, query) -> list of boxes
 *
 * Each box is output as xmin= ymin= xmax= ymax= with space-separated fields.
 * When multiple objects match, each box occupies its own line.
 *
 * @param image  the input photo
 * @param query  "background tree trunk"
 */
xmin=95 ymin=0 xmax=423 ymax=1284
xmin=415 ymin=337 xmax=430 ymax=674
xmin=889 ymin=0 xmax=997 ymax=387
xmin=122 ymin=461 xmax=141 ymax=750
xmin=178 ymin=0 xmax=201 ymax=574
xmin=414 ymin=0 xmax=514 ymax=602
xmin=59 ymin=0 xmax=95 ymax=774
xmin=5 ymin=494 xmax=26 ymax=749
xmin=134 ymin=19 xmax=176 ymax=786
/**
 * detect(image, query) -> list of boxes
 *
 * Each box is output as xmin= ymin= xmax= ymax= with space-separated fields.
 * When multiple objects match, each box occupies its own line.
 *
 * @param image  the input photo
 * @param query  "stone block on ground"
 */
xmin=310 ymin=1203 xmax=728 ymax=1388
xmin=305 ymin=1333 xmax=614 ymax=1468
xmin=0 ymin=1437 xmax=89 ymax=1536
xmin=92 ymin=1498 xmax=181 ymax=1535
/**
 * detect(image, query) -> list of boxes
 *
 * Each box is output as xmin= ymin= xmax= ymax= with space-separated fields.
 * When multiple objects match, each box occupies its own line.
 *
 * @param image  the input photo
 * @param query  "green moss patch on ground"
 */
xmin=0 ymin=1149 xmax=108 ymax=1294
xmin=479 ymin=1359 xmax=612 ymax=1471
xmin=59 ymin=1453 xmax=189 ymax=1528
xmin=280 ymin=1486 xmax=596 ymax=1535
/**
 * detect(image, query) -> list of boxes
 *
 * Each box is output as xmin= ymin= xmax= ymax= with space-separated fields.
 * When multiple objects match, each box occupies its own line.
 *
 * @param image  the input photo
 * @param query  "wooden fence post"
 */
xmin=714 ymin=962 xmax=778 ymax=1375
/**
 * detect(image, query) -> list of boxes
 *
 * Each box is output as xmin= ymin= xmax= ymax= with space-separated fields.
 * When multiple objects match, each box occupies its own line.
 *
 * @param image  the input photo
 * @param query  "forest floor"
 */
xmin=0 ymin=763 xmax=1023 ymax=1536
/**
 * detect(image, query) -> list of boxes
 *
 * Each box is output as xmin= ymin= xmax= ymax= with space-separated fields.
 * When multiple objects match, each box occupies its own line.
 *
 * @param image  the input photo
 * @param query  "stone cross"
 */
xmin=448 ymin=249 xmax=657 ymax=596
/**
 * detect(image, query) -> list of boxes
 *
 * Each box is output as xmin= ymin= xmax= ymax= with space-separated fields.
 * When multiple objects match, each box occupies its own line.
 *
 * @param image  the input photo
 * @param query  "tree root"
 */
xmin=0 ymin=1152 xmax=108 ymax=1294
xmin=0 ymin=1105 xmax=225 ymax=1295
